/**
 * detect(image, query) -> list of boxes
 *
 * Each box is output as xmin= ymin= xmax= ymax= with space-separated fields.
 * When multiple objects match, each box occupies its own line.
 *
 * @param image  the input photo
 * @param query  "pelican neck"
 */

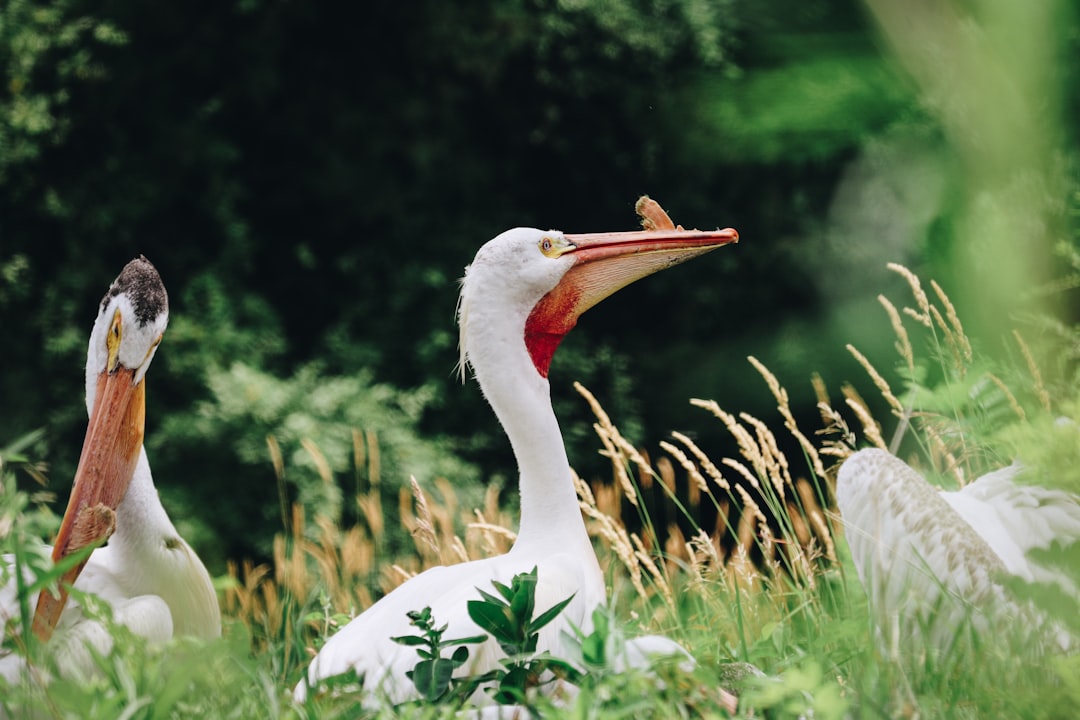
xmin=111 ymin=449 xmax=178 ymax=553
xmin=469 ymin=340 xmax=591 ymax=551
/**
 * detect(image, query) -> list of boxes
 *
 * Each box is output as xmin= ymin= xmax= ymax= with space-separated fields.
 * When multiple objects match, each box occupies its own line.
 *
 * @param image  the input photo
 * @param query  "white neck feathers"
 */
xmin=459 ymin=250 xmax=591 ymax=551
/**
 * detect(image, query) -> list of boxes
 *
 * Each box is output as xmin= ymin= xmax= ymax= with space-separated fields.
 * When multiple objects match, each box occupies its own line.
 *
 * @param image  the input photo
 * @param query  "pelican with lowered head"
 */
xmin=1 ymin=256 xmax=220 ymax=684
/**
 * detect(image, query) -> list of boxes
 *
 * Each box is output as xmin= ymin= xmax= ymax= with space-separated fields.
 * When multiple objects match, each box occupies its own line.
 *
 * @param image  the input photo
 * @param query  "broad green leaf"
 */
xmin=467 ymin=599 xmax=516 ymax=640
xmin=529 ymin=593 xmax=575 ymax=634
xmin=411 ymin=659 xmax=438 ymax=700
xmin=450 ymin=645 xmax=470 ymax=667
xmin=442 ymin=633 xmax=486 ymax=648
xmin=430 ymin=658 xmax=457 ymax=699
xmin=390 ymin=634 xmax=429 ymax=646
xmin=492 ymin=665 xmax=531 ymax=704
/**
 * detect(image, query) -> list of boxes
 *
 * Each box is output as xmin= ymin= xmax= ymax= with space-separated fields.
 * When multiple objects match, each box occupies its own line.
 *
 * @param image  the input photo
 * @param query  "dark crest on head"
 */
xmin=101 ymin=255 xmax=168 ymax=325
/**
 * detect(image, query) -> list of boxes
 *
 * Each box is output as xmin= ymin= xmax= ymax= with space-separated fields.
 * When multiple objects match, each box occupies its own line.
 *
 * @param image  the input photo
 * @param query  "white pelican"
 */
xmin=836 ymin=447 xmax=1080 ymax=652
xmin=296 ymin=219 xmax=739 ymax=705
xmin=1 ymin=256 xmax=220 ymax=683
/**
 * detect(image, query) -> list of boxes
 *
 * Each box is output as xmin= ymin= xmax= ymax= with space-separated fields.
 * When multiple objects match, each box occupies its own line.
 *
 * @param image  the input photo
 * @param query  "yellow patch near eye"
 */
xmin=538 ymin=234 xmax=574 ymax=258
xmin=106 ymin=309 xmax=122 ymax=372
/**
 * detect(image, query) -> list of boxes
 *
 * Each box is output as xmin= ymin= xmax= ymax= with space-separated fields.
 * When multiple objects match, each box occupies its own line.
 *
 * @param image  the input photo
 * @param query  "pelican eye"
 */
xmin=106 ymin=309 xmax=123 ymax=372
xmin=538 ymin=235 xmax=570 ymax=258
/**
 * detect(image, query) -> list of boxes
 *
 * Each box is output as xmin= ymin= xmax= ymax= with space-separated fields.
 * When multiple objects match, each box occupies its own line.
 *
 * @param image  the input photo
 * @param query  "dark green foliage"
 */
xmin=0 ymin=0 xmax=126 ymax=185
xmin=151 ymin=359 xmax=482 ymax=565
xmin=0 ymin=0 xmax=932 ymax=570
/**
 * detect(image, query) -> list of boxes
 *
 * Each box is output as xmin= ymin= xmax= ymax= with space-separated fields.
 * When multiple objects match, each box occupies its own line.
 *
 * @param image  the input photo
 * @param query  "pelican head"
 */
xmin=84 ymin=256 xmax=169 ymax=410
xmin=458 ymin=224 xmax=739 ymax=380
xmin=33 ymin=256 xmax=168 ymax=640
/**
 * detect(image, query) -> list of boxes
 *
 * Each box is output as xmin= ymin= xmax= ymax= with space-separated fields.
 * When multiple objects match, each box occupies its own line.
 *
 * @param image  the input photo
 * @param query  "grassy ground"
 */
xmin=2 ymin=265 xmax=1079 ymax=718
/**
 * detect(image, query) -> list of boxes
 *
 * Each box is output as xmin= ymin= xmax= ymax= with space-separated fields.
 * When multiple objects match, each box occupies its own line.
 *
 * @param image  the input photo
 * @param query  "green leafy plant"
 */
xmin=466 ymin=567 xmax=581 ymax=704
xmin=573 ymin=607 xmax=612 ymax=672
xmin=392 ymin=567 xmax=581 ymax=710
xmin=390 ymin=606 xmax=485 ymax=704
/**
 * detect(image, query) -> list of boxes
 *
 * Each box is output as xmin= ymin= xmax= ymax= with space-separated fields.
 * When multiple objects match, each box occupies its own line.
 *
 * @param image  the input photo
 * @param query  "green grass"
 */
xmin=3 ymin=264 xmax=1080 ymax=718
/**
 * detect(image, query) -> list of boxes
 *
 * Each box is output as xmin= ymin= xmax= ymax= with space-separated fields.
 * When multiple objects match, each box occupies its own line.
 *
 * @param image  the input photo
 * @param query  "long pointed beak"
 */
xmin=561 ymin=227 xmax=739 ymax=316
xmin=525 ymin=227 xmax=739 ymax=376
xmin=32 ymin=368 xmax=145 ymax=640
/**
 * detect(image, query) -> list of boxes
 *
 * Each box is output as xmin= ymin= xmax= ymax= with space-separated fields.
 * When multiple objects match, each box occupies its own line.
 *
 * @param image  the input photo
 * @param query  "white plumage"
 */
xmin=1 ymin=257 xmax=220 ymax=685
xmin=0 ymin=451 xmax=220 ymax=684
xmin=297 ymin=223 xmax=738 ymax=706
xmin=836 ymin=447 xmax=1080 ymax=652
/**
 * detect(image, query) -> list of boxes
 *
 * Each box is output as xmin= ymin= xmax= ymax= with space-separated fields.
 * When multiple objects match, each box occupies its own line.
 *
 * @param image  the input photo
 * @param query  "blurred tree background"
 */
xmin=1 ymin=0 xmax=1077 ymax=570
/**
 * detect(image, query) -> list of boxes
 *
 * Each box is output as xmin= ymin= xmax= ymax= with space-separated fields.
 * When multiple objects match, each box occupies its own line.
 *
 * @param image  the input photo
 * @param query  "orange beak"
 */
xmin=525 ymin=226 xmax=739 ymax=376
xmin=32 ymin=367 xmax=145 ymax=640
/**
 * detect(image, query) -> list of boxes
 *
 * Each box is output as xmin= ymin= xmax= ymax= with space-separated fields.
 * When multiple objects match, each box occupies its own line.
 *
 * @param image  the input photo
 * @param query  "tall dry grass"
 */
xmin=219 ymin=262 xmax=1065 ymax=716
xmin=3 ymin=261 xmax=1067 ymax=719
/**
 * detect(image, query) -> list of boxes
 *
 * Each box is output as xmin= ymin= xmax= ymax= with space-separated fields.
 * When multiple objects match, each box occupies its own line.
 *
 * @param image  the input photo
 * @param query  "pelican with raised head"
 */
xmin=296 ymin=203 xmax=738 ymax=705
xmin=1 ymin=257 xmax=220 ymax=682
